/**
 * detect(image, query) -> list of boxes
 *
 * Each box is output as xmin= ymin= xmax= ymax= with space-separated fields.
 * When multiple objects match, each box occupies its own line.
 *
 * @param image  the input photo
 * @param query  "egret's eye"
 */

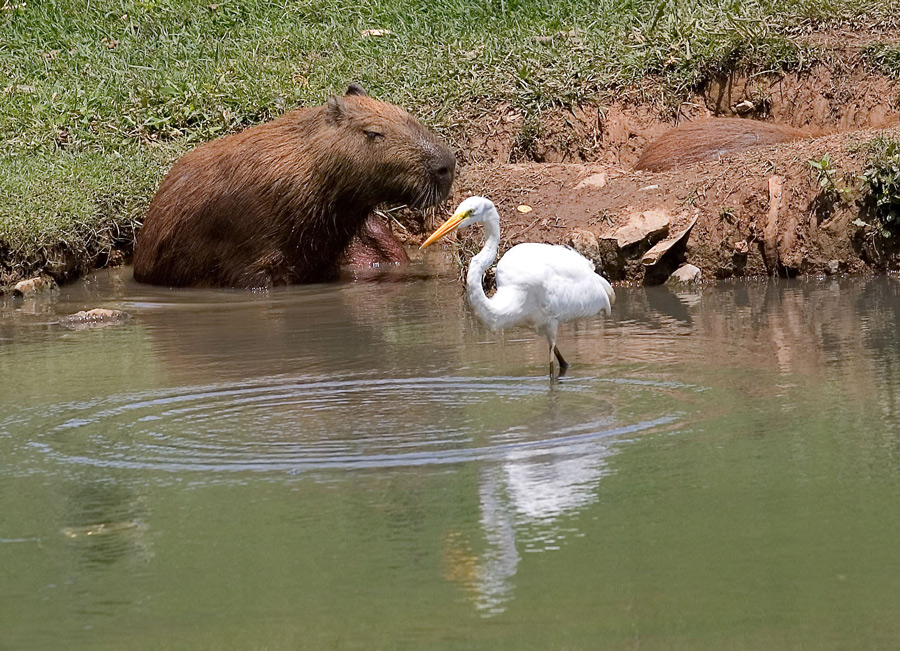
xmin=364 ymin=130 xmax=384 ymax=141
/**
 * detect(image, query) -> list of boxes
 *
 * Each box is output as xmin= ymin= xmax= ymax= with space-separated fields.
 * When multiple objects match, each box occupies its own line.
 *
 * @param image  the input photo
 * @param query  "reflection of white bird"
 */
xmin=421 ymin=196 xmax=615 ymax=376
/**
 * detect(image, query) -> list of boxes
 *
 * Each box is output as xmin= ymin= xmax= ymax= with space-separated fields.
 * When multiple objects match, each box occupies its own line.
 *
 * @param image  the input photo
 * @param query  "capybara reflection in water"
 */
xmin=635 ymin=118 xmax=808 ymax=172
xmin=133 ymin=84 xmax=455 ymax=288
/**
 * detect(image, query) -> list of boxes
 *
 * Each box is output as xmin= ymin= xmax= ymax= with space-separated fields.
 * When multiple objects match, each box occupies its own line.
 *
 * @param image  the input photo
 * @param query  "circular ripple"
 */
xmin=1 ymin=374 xmax=692 ymax=475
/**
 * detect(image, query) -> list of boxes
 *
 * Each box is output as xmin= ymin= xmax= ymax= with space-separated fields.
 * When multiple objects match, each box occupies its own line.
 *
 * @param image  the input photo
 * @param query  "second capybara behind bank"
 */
xmin=635 ymin=117 xmax=809 ymax=172
xmin=133 ymin=84 xmax=455 ymax=288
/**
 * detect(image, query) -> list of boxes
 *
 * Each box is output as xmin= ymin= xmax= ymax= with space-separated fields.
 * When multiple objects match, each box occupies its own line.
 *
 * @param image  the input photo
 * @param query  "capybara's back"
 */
xmin=635 ymin=118 xmax=808 ymax=172
xmin=133 ymin=84 xmax=455 ymax=288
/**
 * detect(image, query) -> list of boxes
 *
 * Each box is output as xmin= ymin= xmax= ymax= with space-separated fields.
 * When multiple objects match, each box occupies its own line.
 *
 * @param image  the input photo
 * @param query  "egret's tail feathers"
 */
xmin=602 ymin=278 xmax=616 ymax=306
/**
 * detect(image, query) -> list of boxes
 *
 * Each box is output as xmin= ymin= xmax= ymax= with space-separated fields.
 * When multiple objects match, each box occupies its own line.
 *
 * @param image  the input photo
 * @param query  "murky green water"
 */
xmin=2 ymin=268 xmax=900 ymax=650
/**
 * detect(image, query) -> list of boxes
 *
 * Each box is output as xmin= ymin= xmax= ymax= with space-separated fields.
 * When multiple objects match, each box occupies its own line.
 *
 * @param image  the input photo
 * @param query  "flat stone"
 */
xmin=13 ymin=276 xmax=57 ymax=296
xmin=574 ymin=172 xmax=608 ymax=190
xmin=609 ymin=207 xmax=671 ymax=248
xmin=641 ymin=210 xmax=699 ymax=266
xmin=666 ymin=264 xmax=702 ymax=287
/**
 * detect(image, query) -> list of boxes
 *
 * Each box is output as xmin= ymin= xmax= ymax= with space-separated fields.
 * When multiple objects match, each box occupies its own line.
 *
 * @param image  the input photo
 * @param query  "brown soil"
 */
xmin=446 ymin=125 xmax=898 ymax=282
xmin=414 ymin=31 xmax=900 ymax=282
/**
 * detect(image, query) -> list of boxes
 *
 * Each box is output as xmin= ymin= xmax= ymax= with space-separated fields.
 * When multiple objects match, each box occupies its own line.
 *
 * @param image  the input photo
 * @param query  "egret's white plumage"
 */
xmin=421 ymin=196 xmax=615 ymax=375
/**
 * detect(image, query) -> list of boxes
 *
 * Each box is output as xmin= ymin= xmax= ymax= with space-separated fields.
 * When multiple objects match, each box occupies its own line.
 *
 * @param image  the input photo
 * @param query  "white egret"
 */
xmin=421 ymin=196 xmax=615 ymax=376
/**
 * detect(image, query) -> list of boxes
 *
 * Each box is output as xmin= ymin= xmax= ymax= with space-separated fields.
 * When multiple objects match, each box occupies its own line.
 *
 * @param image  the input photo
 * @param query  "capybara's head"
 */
xmin=316 ymin=84 xmax=456 ymax=209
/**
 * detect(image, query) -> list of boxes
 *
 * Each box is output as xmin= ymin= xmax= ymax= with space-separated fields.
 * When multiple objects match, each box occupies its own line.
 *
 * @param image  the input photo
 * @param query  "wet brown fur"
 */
xmin=133 ymin=85 xmax=455 ymax=288
xmin=635 ymin=118 xmax=809 ymax=172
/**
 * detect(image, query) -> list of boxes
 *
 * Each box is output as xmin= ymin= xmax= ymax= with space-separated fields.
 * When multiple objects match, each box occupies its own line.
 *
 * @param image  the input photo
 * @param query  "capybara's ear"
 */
xmin=326 ymin=95 xmax=345 ymax=123
xmin=345 ymin=83 xmax=368 ymax=97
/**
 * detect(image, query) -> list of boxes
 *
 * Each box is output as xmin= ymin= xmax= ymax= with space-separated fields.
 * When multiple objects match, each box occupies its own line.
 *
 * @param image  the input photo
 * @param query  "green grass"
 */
xmin=0 ymin=143 xmax=164 ymax=281
xmin=864 ymin=42 xmax=900 ymax=79
xmin=0 ymin=0 xmax=896 ymax=282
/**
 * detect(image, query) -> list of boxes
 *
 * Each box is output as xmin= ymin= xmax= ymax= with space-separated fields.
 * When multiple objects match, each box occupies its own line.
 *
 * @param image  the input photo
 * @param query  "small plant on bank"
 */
xmin=863 ymin=43 xmax=900 ymax=79
xmin=510 ymin=114 xmax=546 ymax=162
xmin=808 ymin=153 xmax=850 ymax=200
xmin=860 ymin=136 xmax=900 ymax=236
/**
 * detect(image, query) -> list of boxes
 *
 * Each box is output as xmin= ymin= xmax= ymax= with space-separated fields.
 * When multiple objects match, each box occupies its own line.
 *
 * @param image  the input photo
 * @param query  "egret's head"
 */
xmin=420 ymin=196 xmax=496 ymax=248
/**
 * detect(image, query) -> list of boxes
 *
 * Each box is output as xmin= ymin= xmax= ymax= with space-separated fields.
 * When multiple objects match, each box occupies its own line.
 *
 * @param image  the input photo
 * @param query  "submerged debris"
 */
xmin=62 ymin=520 xmax=145 ymax=539
xmin=59 ymin=308 xmax=131 ymax=329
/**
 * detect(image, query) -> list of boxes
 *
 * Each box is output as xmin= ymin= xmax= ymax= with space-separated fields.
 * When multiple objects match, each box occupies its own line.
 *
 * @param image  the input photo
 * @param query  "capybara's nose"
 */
xmin=432 ymin=148 xmax=457 ymax=192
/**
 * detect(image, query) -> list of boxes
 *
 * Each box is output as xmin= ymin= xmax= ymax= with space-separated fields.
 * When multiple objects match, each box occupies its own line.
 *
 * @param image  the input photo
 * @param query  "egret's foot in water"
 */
xmin=554 ymin=346 xmax=570 ymax=369
xmin=552 ymin=346 xmax=570 ymax=378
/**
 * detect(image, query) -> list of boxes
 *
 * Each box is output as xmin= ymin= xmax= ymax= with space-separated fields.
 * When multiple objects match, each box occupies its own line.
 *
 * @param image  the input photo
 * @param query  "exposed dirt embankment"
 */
xmin=425 ymin=35 xmax=900 ymax=282
xmin=444 ymin=125 xmax=899 ymax=284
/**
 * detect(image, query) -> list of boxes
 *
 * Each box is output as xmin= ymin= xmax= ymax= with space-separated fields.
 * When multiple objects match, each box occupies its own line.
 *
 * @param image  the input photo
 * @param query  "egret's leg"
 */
xmin=553 ymin=346 xmax=569 ymax=369
xmin=553 ymin=346 xmax=569 ymax=377
xmin=544 ymin=323 xmax=564 ymax=378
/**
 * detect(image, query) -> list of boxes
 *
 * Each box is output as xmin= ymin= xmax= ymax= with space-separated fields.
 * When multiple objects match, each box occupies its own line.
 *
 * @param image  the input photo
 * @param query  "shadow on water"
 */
xmin=60 ymin=480 xmax=147 ymax=567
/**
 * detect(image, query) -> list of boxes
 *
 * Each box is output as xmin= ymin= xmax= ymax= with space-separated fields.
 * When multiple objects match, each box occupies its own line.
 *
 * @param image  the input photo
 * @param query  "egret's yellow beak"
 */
xmin=420 ymin=209 xmax=472 ymax=249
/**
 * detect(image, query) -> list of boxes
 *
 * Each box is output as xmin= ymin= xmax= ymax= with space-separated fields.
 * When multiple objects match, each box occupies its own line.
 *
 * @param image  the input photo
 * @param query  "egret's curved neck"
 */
xmin=466 ymin=210 xmax=502 ymax=324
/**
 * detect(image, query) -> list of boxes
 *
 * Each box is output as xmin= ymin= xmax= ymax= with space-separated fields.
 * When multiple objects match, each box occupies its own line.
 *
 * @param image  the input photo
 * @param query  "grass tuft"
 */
xmin=863 ymin=43 xmax=900 ymax=79
xmin=861 ymin=136 xmax=900 ymax=235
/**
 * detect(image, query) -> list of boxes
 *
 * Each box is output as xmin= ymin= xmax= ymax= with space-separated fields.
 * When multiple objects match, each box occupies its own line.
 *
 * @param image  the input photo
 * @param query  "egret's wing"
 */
xmin=540 ymin=266 xmax=612 ymax=320
xmin=496 ymin=243 xmax=592 ymax=286
xmin=496 ymin=243 xmax=612 ymax=322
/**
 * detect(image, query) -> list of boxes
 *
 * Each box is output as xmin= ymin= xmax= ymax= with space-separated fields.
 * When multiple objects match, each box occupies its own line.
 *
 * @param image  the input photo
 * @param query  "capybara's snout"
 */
xmin=427 ymin=144 xmax=457 ymax=205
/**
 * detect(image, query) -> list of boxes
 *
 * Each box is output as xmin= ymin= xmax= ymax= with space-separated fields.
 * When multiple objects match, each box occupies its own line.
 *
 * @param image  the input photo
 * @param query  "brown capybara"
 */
xmin=635 ymin=118 xmax=808 ymax=172
xmin=133 ymin=84 xmax=455 ymax=288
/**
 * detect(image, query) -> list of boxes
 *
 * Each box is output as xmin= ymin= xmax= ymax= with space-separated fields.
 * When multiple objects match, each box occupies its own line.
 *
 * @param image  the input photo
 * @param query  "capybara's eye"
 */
xmin=364 ymin=130 xmax=384 ymax=141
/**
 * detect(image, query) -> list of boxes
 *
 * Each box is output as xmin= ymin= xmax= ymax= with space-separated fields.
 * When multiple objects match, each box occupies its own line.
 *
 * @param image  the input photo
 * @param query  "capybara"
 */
xmin=133 ymin=84 xmax=455 ymax=288
xmin=635 ymin=118 xmax=808 ymax=172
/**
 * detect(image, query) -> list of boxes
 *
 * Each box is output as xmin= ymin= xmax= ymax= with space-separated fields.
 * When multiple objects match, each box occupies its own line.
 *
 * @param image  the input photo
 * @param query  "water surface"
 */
xmin=2 ymin=268 xmax=900 ymax=649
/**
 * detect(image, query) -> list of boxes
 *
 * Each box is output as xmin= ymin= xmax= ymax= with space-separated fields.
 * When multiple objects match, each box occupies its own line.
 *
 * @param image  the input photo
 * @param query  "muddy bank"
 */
xmin=428 ymin=124 xmax=900 ymax=284
xmin=419 ymin=35 xmax=900 ymax=284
